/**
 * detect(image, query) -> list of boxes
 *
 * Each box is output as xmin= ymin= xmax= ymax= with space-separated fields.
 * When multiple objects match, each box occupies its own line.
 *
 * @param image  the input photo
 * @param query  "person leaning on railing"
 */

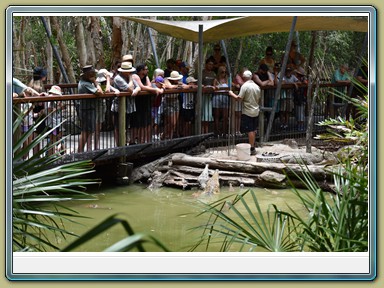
xmin=77 ymin=65 xmax=104 ymax=153
xmin=13 ymin=77 xmax=45 ymax=160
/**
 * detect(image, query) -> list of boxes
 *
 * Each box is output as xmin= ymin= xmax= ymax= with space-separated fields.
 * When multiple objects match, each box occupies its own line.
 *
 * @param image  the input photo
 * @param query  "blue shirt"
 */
xmin=13 ymin=78 xmax=28 ymax=95
xmin=78 ymin=79 xmax=98 ymax=110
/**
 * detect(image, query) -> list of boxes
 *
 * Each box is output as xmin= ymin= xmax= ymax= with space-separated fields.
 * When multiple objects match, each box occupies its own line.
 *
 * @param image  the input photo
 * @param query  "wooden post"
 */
xmin=195 ymin=25 xmax=203 ymax=136
xmin=306 ymin=78 xmax=318 ymax=153
xmin=118 ymin=95 xmax=126 ymax=163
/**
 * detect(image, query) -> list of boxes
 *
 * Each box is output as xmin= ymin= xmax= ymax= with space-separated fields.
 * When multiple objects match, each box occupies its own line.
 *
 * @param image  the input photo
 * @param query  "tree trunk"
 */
xmin=40 ymin=17 xmax=53 ymax=84
xmin=233 ymin=38 xmax=244 ymax=75
xmin=132 ymin=23 xmax=142 ymax=61
xmin=50 ymin=16 xmax=76 ymax=83
xmin=90 ymin=16 xmax=105 ymax=69
xmin=183 ymin=41 xmax=193 ymax=65
xmin=147 ymin=16 xmax=158 ymax=64
xmin=85 ymin=17 xmax=96 ymax=66
xmin=123 ymin=19 xmax=134 ymax=55
xmin=74 ymin=16 xmax=87 ymax=69
xmin=111 ymin=16 xmax=123 ymax=69
xmin=12 ymin=19 xmax=21 ymax=76
xmin=176 ymin=40 xmax=183 ymax=60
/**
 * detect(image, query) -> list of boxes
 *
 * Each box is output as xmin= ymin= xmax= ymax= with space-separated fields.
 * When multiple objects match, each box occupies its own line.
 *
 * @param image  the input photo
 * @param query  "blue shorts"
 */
xmin=212 ymin=94 xmax=229 ymax=109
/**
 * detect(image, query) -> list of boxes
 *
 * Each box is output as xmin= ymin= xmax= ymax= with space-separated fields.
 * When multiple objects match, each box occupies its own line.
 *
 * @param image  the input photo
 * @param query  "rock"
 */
xmin=282 ymin=139 xmax=299 ymax=149
xmin=258 ymin=170 xmax=286 ymax=183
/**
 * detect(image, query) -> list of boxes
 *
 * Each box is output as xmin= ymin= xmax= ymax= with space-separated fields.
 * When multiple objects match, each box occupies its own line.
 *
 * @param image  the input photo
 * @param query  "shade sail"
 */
xmin=122 ymin=16 xmax=368 ymax=43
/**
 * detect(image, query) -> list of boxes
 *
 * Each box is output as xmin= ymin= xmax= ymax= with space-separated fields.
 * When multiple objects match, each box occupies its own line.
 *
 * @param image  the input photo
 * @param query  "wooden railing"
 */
xmin=13 ymin=82 xmax=350 ymax=160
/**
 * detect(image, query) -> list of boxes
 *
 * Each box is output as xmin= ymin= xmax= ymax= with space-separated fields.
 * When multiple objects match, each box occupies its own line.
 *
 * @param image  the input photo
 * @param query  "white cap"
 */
xmin=242 ymin=70 xmax=252 ymax=78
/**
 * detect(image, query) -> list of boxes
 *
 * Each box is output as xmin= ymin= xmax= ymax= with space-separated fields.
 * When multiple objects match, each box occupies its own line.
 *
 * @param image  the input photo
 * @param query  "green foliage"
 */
xmin=12 ymin=108 xmax=99 ymax=251
xmin=189 ymin=191 xmax=300 ymax=252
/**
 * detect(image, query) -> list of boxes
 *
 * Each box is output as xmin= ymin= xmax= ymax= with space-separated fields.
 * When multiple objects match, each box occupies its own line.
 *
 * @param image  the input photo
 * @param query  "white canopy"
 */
xmin=122 ymin=16 xmax=368 ymax=43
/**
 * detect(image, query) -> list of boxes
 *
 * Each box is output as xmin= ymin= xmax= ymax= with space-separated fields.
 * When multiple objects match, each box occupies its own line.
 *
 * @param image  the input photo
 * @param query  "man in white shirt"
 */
xmin=229 ymin=70 xmax=261 ymax=155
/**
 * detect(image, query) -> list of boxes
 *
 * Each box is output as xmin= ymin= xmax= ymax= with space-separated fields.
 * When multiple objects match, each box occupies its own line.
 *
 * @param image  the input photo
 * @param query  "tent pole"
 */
xmin=195 ymin=25 xmax=203 ymax=136
xmin=264 ymin=16 xmax=297 ymax=142
xmin=40 ymin=17 xmax=71 ymax=86
xmin=147 ymin=27 xmax=160 ymax=68
xmin=295 ymin=31 xmax=301 ymax=53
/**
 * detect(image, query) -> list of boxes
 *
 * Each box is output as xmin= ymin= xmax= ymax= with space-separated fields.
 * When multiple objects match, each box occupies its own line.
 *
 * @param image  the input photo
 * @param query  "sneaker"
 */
xmin=250 ymin=148 xmax=256 ymax=156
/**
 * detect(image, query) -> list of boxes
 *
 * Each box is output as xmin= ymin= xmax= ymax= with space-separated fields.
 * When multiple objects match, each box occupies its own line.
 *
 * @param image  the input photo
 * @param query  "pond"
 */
xmin=52 ymin=184 xmax=311 ymax=252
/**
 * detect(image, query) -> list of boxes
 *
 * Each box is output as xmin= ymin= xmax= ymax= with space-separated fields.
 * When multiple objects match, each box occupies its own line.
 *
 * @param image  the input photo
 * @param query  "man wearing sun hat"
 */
xmin=121 ymin=54 xmax=134 ymax=64
xmin=113 ymin=61 xmax=141 ymax=145
xmin=77 ymin=65 xmax=104 ymax=152
xmin=229 ymin=70 xmax=261 ymax=156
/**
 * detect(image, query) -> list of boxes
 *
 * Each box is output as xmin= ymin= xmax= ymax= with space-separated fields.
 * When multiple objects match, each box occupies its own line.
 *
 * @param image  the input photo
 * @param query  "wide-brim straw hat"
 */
xmin=118 ymin=62 xmax=136 ymax=73
xmin=48 ymin=85 xmax=62 ymax=95
xmin=121 ymin=54 xmax=133 ymax=62
xmin=294 ymin=67 xmax=306 ymax=76
xmin=186 ymin=76 xmax=198 ymax=83
xmin=82 ymin=65 xmax=96 ymax=74
xmin=96 ymin=68 xmax=113 ymax=82
xmin=167 ymin=71 xmax=183 ymax=81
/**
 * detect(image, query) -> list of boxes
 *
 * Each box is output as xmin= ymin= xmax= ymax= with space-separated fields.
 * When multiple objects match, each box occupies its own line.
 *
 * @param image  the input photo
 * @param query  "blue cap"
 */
xmin=155 ymin=76 xmax=164 ymax=83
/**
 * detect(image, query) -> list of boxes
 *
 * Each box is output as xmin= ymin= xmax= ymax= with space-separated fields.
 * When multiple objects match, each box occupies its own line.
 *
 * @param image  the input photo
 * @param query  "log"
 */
xmin=133 ymin=153 xmax=337 ymax=193
xmin=171 ymin=153 xmax=331 ymax=181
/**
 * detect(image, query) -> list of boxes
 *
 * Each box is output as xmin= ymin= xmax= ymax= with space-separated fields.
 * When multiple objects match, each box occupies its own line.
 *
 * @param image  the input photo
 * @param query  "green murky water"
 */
xmin=52 ymin=184 xmax=311 ymax=252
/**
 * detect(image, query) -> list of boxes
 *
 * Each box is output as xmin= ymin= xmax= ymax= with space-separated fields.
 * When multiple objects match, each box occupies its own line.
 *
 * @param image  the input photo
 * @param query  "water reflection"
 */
xmin=54 ymin=184 xmax=310 ymax=252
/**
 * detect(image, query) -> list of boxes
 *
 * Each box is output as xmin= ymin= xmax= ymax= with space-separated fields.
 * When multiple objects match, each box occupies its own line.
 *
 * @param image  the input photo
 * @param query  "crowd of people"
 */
xmin=13 ymin=40 xmax=367 ymax=157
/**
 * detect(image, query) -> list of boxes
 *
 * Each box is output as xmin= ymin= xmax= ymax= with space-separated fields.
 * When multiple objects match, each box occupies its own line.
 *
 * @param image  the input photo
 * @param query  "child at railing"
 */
xmin=96 ymin=68 xmax=120 ymax=149
xmin=181 ymin=76 xmax=198 ymax=137
xmin=213 ymin=66 xmax=230 ymax=136
xmin=46 ymin=85 xmax=66 ymax=156
xmin=294 ymin=67 xmax=307 ymax=131
xmin=277 ymin=65 xmax=299 ymax=130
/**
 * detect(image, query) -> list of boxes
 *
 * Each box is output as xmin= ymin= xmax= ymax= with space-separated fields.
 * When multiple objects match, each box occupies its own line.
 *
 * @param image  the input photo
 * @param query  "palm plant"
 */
xmin=189 ymin=191 xmax=300 ymax=252
xmin=12 ymin=108 xmax=99 ymax=251
xmin=12 ymin=107 xmax=170 ymax=252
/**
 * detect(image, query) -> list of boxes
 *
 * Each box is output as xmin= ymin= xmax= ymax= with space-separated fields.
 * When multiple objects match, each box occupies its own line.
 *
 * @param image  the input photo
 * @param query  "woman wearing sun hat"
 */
xmin=95 ymin=68 xmax=120 ymax=149
xmin=162 ymin=70 xmax=185 ymax=139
